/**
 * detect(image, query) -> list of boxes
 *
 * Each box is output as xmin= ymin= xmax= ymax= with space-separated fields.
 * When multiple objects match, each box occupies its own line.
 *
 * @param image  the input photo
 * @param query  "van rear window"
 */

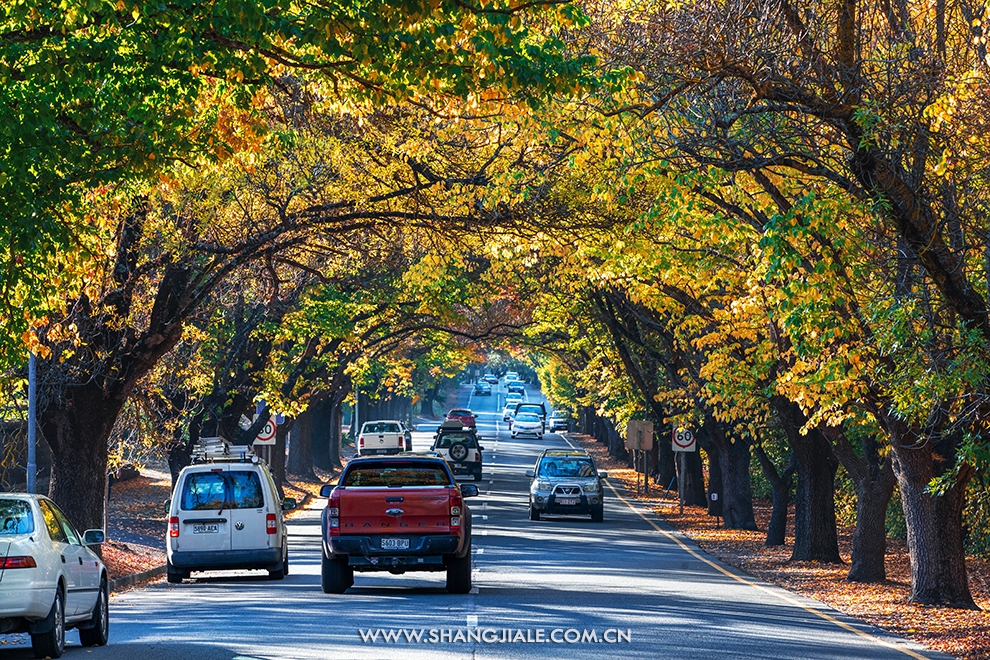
xmin=342 ymin=462 xmax=452 ymax=487
xmin=181 ymin=471 xmax=265 ymax=510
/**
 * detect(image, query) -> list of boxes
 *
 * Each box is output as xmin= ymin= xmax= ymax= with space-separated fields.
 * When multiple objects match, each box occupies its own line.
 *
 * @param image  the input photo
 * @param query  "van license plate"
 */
xmin=192 ymin=524 xmax=219 ymax=534
xmin=557 ymin=498 xmax=577 ymax=506
xmin=382 ymin=538 xmax=409 ymax=550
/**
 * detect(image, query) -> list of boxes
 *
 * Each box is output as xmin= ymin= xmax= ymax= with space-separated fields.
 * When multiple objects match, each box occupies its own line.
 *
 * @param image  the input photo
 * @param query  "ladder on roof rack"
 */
xmin=192 ymin=436 xmax=259 ymax=463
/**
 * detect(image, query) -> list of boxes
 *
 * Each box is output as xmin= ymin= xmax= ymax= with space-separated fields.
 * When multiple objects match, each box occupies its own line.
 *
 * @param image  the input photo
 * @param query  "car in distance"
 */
xmin=507 ymin=382 xmax=525 ymax=395
xmin=548 ymin=411 xmax=569 ymax=433
xmin=483 ymin=374 xmax=499 ymax=385
xmin=431 ymin=423 xmax=485 ymax=482
xmin=513 ymin=402 xmax=547 ymax=428
xmin=0 ymin=493 xmax=109 ymax=658
xmin=474 ymin=382 xmax=492 ymax=396
xmin=358 ymin=420 xmax=410 ymax=455
xmin=526 ymin=449 xmax=608 ymax=522
xmin=320 ymin=455 xmax=479 ymax=594
xmin=166 ymin=444 xmax=296 ymax=583
xmin=502 ymin=404 xmax=516 ymax=422
xmin=511 ymin=412 xmax=544 ymax=440
xmin=445 ymin=408 xmax=476 ymax=428
xmin=505 ymin=372 xmax=519 ymax=382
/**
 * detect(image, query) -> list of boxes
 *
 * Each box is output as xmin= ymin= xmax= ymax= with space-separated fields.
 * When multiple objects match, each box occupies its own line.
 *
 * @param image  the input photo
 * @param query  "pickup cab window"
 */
xmin=342 ymin=462 xmax=452 ymax=487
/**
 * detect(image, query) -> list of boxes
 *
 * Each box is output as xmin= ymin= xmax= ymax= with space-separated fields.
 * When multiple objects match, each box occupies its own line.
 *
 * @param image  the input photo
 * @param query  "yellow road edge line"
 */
xmin=602 ymin=479 xmax=930 ymax=660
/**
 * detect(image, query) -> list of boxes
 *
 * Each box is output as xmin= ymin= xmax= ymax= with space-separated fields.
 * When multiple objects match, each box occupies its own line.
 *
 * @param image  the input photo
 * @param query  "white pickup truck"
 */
xmin=357 ymin=421 xmax=412 ymax=455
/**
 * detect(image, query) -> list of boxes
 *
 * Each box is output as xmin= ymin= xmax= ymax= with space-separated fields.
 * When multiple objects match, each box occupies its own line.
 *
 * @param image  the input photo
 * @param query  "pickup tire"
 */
xmin=321 ymin=554 xmax=353 ymax=594
xmin=529 ymin=505 xmax=540 ymax=521
xmin=446 ymin=543 xmax=472 ymax=594
xmin=591 ymin=507 xmax=604 ymax=523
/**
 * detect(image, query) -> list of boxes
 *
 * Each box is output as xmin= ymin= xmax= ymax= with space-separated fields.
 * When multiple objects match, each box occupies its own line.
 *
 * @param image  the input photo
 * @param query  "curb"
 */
xmin=110 ymin=565 xmax=165 ymax=592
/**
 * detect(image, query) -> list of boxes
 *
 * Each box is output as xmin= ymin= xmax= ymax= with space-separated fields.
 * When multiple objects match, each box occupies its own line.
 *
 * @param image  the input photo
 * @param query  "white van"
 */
xmin=166 ymin=446 xmax=295 ymax=583
xmin=357 ymin=420 xmax=410 ymax=455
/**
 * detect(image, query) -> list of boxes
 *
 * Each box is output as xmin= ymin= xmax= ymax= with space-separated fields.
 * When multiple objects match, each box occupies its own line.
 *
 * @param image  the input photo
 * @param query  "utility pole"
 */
xmin=27 ymin=349 xmax=37 ymax=494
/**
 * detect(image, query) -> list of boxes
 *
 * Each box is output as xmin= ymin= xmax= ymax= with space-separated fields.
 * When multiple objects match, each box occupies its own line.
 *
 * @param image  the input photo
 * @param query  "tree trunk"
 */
xmin=286 ymin=407 xmax=315 ymax=479
xmin=310 ymin=394 xmax=334 ymax=471
xmin=271 ymin=422 xmax=290 ymax=494
xmin=683 ymin=449 xmax=707 ymax=507
xmin=888 ymin=423 xmax=977 ymax=608
xmin=753 ymin=444 xmax=796 ymax=547
xmin=827 ymin=427 xmax=897 ymax=582
xmin=43 ymin=382 xmax=118 ymax=535
xmin=328 ymin=397 xmax=344 ymax=470
xmin=706 ymin=418 xmax=758 ymax=530
xmin=775 ymin=400 xmax=842 ymax=563
xmin=704 ymin=446 xmax=723 ymax=517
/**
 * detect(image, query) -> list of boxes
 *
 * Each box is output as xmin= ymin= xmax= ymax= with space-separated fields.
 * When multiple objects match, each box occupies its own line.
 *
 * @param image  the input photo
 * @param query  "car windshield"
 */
xmin=0 ymin=499 xmax=34 ymax=535
xmin=517 ymin=407 xmax=541 ymax=415
xmin=342 ymin=462 xmax=452 ymax=487
xmin=539 ymin=459 xmax=596 ymax=478
xmin=517 ymin=413 xmax=540 ymax=422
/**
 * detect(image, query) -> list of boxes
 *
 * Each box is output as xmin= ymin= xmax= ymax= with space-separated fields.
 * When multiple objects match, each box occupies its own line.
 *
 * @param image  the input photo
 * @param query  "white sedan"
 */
xmin=511 ymin=412 xmax=544 ymax=440
xmin=0 ymin=493 xmax=109 ymax=658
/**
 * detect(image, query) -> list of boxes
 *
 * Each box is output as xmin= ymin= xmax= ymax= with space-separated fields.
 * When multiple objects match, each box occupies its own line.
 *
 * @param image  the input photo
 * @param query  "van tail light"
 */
xmin=328 ymin=494 xmax=340 ymax=535
xmin=449 ymin=491 xmax=463 ymax=530
xmin=169 ymin=517 xmax=179 ymax=537
xmin=1 ymin=556 xmax=37 ymax=569
xmin=267 ymin=514 xmax=277 ymax=534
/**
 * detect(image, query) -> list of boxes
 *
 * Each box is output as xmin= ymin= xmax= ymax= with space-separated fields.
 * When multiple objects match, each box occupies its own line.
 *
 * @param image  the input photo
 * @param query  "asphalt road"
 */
xmin=0 ymin=381 xmax=953 ymax=660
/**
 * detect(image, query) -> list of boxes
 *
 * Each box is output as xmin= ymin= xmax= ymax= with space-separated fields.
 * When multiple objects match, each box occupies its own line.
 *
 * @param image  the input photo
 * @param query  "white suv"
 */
xmin=166 ymin=446 xmax=295 ymax=583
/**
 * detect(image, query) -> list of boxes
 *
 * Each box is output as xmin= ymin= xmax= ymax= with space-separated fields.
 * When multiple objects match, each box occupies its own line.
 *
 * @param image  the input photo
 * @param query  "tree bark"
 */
xmin=704 ymin=445 xmax=723 ymax=517
xmin=286 ymin=406 xmax=315 ymax=479
xmin=753 ymin=443 xmax=796 ymax=547
xmin=827 ymin=427 xmax=896 ymax=582
xmin=705 ymin=418 xmax=758 ymax=530
xmin=775 ymin=400 xmax=842 ymax=563
xmin=887 ymin=421 xmax=977 ymax=608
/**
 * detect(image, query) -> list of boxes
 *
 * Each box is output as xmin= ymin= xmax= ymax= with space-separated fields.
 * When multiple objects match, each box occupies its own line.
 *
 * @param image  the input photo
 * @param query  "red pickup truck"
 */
xmin=319 ymin=455 xmax=479 ymax=594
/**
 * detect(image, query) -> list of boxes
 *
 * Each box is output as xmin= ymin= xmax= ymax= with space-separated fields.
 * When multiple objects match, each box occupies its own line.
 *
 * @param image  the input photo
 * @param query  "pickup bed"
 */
xmin=319 ymin=455 xmax=479 ymax=594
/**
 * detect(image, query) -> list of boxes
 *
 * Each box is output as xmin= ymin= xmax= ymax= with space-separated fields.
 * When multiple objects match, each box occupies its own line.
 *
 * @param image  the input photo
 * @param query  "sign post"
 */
xmin=625 ymin=421 xmax=654 ymax=494
xmin=671 ymin=427 xmax=696 ymax=515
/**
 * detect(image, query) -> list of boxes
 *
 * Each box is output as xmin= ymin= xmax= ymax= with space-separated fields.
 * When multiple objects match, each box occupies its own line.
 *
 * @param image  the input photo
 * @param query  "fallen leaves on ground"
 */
xmin=569 ymin=433 xmax=990 ymax=660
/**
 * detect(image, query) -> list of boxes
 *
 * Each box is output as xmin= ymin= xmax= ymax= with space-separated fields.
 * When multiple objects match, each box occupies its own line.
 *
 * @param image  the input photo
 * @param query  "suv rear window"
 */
xmin=342 ymin=462 xmax=452 ymax=487
xmin=435 ymin=433 xmax=477 ymax=448
xmin=181 ymin=471 xmax=265 ymax=510
xmin=0 ymin=500 xmax=34 ymax=535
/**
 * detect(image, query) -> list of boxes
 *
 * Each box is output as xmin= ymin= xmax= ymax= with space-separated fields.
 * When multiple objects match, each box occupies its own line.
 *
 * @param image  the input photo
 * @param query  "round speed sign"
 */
xmin=255 ymin=417 xmax=277 ymax=444
xmin=672 ymin=428 xmax=695 ymax=450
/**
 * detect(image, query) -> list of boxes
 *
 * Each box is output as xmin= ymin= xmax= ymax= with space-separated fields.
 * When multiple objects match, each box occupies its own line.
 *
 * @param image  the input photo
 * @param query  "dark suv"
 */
xmin=525 ymin=449 xmax=608 ymax=522
xmin=431 ymin=422 xmax=484 ymax=482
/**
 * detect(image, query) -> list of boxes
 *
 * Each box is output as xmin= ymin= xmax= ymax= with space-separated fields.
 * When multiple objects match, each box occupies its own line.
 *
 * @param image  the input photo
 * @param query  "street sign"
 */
xmin=672 ymin=427 xmax=696 ymax=452
xmin=253 ymin=416 xmax=278 ymax=446
xmin=625 ymin=420 xmax=654 ymax=451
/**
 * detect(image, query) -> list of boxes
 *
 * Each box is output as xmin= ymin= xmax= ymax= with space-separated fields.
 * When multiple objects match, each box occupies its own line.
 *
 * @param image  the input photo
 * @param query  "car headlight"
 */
xmin=583 ymin=483 xmax=598 ymax=493
xmin=537 ymin=481 xmax=552 ymax=492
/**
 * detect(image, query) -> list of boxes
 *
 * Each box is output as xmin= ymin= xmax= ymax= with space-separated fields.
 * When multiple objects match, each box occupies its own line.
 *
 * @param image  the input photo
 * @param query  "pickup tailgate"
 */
xmin=339 ymin=488 xmax=452 ymax=533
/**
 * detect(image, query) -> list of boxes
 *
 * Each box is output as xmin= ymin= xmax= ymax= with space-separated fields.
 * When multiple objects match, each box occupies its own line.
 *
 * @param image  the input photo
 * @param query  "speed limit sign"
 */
xmin=672 ymin=427 xmax=696 ymax=452
xmin=254 ymin=416 xmax=278 ymax=446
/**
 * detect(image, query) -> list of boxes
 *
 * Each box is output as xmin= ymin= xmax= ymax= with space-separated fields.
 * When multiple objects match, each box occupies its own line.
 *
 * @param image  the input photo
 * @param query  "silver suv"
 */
xmin=525 ymin=449 xmax=607 ymax=522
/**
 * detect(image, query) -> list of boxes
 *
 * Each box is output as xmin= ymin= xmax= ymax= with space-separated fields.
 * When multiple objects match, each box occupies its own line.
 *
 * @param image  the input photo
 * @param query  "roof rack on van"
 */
xmin=192 ymin=436 xmax=259 ymax=463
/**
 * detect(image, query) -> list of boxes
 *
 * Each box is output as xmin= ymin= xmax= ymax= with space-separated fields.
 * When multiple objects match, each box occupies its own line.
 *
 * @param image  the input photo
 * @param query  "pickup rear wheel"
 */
xmin=321 ymin=554 xmax=353 ymax=594
xmin=591 ymin=507 xmax=604 ymax=523
xmin=446 ymin=551 xmax=472 ymax=594
xmin=529 ymin=505 xmax=540 ymax=521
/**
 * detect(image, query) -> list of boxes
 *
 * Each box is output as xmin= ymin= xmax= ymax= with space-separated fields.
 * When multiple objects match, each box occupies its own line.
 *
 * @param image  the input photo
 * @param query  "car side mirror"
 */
xmin=319 ymin=485 xmax=334 ymax=498
xmin=282 ymin=498 xmax=297 ymax=511
xmin=83 ymin=529 xmax=105 ymax=546
xmin=525 ymin=469 xmax=535 ymax=478
xmin=164 ymin=499 xmax=171 ymax=512
xmin=478 ymin=446 xmax=485 ymax=451
xmin=598 ymin=471 xmax=609 ymax=480
xmin=460 ymin=484 xmax=480 ymax=498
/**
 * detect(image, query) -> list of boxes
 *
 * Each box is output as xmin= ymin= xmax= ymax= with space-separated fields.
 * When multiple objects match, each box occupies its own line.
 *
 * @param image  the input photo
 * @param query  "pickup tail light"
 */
xmin=358 ymin=436 xmax=365 ymax=450
xmin=1 ymin=556 xmax=37 ymax=569
xmin=449 ymin=491 xmax=463 ymax=531
xmin=169 ymin=516 xmax=179 ymax=537
xmin=267 ymin=513 xmax=277 ymax=534
xmin=328 ymin=494 xmax=340 ymax=535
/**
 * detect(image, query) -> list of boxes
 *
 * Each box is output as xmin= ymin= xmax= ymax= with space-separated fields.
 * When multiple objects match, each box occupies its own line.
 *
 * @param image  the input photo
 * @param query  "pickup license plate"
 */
xmin=557 ymin=498 xmax=578 ymax=506
xmin=376 ymin=449 xmax=389 ymax=454
xmin=381 ymin=538 xmax=409 ymax=550
xmin=192 ymin=523 xmax=219 ymax=534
